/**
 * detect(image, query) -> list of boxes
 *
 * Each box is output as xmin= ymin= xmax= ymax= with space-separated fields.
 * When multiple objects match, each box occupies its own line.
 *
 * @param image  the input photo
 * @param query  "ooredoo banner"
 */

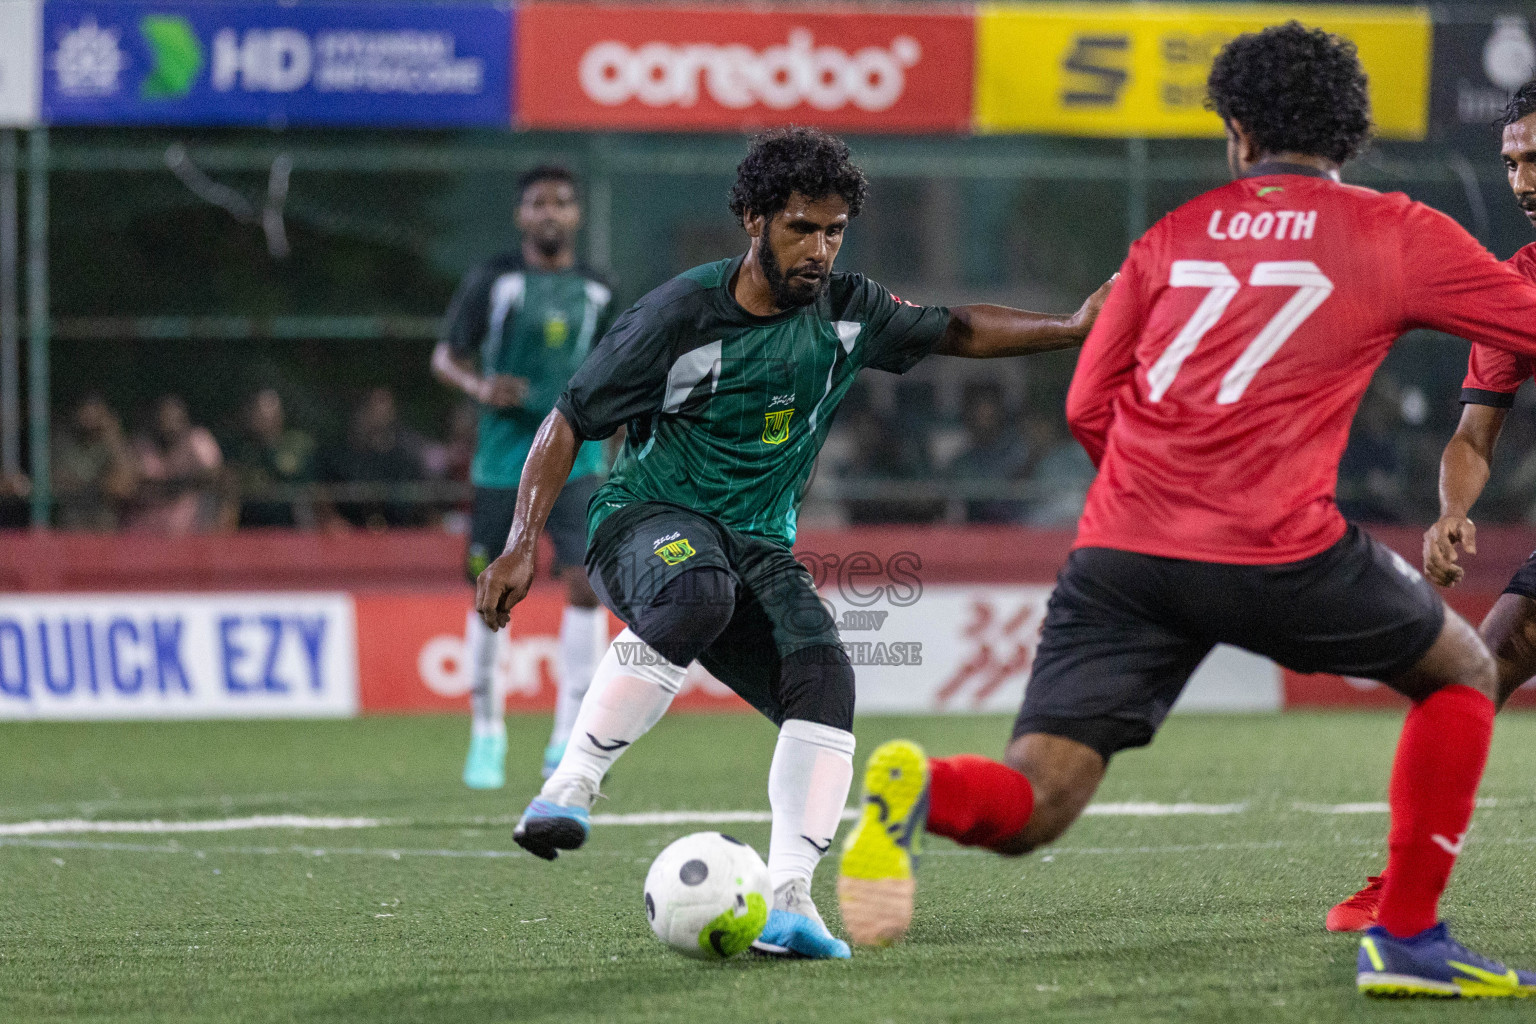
xmin=0 ymin=594 xmax=358 ymax=720
xmin=41 ymin=0 xmax=511 ymax=127
xmin=515 ymin=2 xmax=975 ymax=133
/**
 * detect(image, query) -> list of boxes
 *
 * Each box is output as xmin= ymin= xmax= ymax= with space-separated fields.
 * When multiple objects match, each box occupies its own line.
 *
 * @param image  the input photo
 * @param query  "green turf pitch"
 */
xmin=3 ymin=712 xmax=1536 ymax=1023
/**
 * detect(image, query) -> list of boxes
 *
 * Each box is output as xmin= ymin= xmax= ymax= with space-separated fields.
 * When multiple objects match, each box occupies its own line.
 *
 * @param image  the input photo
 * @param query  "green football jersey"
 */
xmin=555 ymin=256 xmax=951 ymax=547
xmin=442 ymin=254 xmax=617 ymax=489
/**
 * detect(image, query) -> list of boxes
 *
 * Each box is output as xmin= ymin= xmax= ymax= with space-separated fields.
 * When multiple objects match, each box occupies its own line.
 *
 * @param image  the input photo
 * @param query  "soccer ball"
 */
xmin=643 ymin=832 xmax=771 ymax=959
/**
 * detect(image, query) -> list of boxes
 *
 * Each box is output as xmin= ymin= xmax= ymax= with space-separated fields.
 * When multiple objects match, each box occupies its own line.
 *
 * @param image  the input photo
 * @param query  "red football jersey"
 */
xmin=1462 ymin=242 xmax=1536 ymax=405
xmin=1070 ymin=165 xmax=1536 ymax=564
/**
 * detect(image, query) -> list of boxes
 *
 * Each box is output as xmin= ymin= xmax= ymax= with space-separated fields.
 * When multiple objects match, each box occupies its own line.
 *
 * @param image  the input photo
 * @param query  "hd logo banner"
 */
xmin=41 ymin=0 xmax=511 ymax=126
xmin=975 ymin=4 xmax=1430 ymax=139
xmin=0 ymin=594 xmax=358 ymax=720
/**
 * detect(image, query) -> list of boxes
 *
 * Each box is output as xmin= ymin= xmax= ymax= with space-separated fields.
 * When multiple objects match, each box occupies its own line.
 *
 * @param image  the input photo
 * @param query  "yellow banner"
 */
xmin=975 ymin=4 xmax=1430 ymax=139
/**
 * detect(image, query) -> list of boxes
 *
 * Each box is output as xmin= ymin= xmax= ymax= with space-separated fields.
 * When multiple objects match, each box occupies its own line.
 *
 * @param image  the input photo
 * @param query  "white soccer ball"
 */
xmin=643 ymin=831 xmax=771 ymax=959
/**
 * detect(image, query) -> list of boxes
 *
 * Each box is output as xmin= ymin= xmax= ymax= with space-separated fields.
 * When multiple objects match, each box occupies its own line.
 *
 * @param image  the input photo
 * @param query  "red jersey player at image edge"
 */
xmin=836 ymin=23 xmax=1536 ymax=1001
xmin=1329 ymin=79 xmax=1536 ymax=935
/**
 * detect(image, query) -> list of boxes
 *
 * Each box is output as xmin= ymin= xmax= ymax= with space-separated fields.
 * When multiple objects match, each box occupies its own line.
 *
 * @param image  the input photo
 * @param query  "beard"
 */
xmin=530 ymin=229 xmax=567 ymax=261
xmin=759 ymin=240 xmax=826 ymax=309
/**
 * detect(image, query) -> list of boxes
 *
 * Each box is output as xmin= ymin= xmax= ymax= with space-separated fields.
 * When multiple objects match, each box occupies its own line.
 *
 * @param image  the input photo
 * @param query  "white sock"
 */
xmin=767 ymin=720 xmax=856 ymax=892
xmin=541 ymin=628 xmax=685 ymax=795
xmin=551 ymin=605 xmax=605 ymax=750
xmin=466 ymin=613 xmax=504 ymax=740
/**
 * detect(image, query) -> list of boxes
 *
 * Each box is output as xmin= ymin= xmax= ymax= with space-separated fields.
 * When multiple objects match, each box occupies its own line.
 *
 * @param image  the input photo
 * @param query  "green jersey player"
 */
xmin=475 ymin=129 xmax=1111 ymax=958
xmin=433 ymin=165 xmax=618 ymax=790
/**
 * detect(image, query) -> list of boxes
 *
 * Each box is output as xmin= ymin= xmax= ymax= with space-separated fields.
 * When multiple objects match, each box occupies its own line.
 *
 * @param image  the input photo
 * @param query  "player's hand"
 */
xmin=478 ymin=374 xmax=529 ymax=409
xmin=1423 ymin=515 xmax=1476 ymax=587
xmin=475 ymin=548 xmax=536 ymax=630
xmin=1068 ymin=274 xmax=1118 ymax=340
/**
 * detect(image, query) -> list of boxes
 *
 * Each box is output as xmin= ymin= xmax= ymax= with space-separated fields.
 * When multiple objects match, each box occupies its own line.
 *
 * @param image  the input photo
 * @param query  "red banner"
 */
xmin=515 ymin=2 xmax=975 ymax=133
xmin=354 ymin=589 xmax=751 ymax=714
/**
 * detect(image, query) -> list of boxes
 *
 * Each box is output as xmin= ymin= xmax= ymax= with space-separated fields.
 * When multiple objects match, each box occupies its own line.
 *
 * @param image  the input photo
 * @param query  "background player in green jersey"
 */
xmin=475 ymin=129 xmax=1112 ymax=957
xmin=433 ymin=166 xmax=617 ymax=790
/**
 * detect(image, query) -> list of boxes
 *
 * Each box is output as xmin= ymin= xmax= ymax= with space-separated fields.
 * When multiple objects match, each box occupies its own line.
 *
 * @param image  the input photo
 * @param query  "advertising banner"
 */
xmin=1429 ymin=13 xmax=1536 ymax=148
xmin=0 ymin=0 xmax=42 ymax=127
xmin=355 ymin=591 xmax=749 ymax=715
xmin=515 ymin=2 xmax=974 ymax=133
xmin=975 ymin=3 xmax=1430 ymax=139
xmin=355 ymin=585 xmax=1282 ymax=717
xmin=0 ymin=594 xmax=358 ymax=720
xmin=41 ymin=0 xmax=511 ymax=127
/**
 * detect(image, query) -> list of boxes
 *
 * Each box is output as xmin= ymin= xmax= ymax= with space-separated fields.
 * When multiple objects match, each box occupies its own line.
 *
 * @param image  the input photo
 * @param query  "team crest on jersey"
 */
xmin=654 ymin=538 xmax=697 ymax=566
xmin=762 ymin=408 xmax=795 ymax=445
xmin=543 ymin=313 xmax=569 ymax=348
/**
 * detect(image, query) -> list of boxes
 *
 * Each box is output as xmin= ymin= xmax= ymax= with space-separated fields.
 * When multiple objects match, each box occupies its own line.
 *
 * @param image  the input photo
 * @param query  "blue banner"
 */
xmin=42 ymin=0 xmax=512 ymax=127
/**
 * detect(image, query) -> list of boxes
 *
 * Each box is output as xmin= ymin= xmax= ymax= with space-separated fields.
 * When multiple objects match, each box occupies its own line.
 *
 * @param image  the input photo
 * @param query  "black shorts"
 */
xmin=585 ymin=500 xmax=840 ymax=722
xmin=466 ymin=475 xmax=599 ymax=584
xmin=1504 ymin=552 xmax=1536 ymax=601
xmin=1015 ymin=525 xmax=1446 ymax=762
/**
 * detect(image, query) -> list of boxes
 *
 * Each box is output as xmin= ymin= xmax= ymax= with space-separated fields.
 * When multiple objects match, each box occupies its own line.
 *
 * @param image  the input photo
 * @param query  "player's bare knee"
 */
xmin=1393 ymin=611 xmax=1498 ymax=704
xmin=1481 ymin=595 xmax=1536 ymax=706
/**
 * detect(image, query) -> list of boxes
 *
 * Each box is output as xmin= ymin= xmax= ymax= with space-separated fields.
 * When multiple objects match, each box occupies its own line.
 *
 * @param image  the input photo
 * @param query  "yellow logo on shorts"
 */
xmin=655 ymin=539 xmax=697 ymax=566
xmin=762 ymin=408 xmax=795 ymax=445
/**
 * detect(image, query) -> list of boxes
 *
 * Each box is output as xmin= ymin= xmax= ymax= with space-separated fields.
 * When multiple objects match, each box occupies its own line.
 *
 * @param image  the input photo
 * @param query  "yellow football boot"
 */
xmin=836 ymin=739 xmax=929 ymax=946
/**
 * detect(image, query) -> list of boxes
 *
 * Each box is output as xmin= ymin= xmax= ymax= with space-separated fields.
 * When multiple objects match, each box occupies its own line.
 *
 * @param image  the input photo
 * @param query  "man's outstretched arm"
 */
xmin=1424 ymin=402 xmax=1506 ymax=587
xmin=933 ymin=277 xmax=1115 ymax=359
xmin=475 ymin=409 xmax=580 ymax=629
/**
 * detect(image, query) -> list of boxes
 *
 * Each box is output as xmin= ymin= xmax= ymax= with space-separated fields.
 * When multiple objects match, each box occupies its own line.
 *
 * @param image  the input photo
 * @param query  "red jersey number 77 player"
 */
xmin=837 ymin=23 xmax=1536 ymax=999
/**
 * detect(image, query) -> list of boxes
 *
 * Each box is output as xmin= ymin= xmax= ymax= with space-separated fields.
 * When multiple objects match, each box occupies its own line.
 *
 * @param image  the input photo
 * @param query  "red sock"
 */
xmin=926 ymin=755 xmax=1035 ymax=850
xmin=1376 ymin=684 xmax=1495 ymax=938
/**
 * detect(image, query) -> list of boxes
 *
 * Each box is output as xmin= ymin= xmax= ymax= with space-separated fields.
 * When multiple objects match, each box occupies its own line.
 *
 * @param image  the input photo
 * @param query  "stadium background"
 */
xmin=2 ymin=0 xmax=1536 ymax=724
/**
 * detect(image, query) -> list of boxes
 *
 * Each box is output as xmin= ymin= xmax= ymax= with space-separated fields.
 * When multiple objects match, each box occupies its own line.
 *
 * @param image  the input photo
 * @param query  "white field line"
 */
xmin=0 ymin=815 xmax=386 ymax=836
xmin=11 ymin=834 xmax=1536 ymax=863
xmin=1083 ymin=802 xmax=1246 ymax=817
xmin=0 ymin=802 xmax=1253 ymax=837
xmin=1290 ymin=798 xmax=1500 ymax=815
xmin=0 ymin=796 xmax=1511 ymax=837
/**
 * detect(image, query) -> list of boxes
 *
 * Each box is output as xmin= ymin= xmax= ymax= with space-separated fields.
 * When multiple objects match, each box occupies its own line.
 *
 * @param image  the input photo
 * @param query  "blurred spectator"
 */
xmin=1337 ymin=384 xmax=1408 ymax=524
xmin=322 ymin=387 xmax=427 ymax=530
xmin=1025 ymin=416 xmax=1096 ymax=527
xmin=51 ymin=393 xmax=138 ymax=531
xmin=422 ymin=400 xmax=477 ymax=482
xmin=0 ymin=471 xmax=31 ymax=528
xmin=126 ymin=395 xmax=223 ymax=535
xmin=224 ymin=388 xmax=317 ymax=529
xmin=421 ymin=400 xmax=477 ymax=533
xmin=947 ymin=380 xmax=1030 ymax=523
xmin=837 ymin=402 xmax=943 ymax=525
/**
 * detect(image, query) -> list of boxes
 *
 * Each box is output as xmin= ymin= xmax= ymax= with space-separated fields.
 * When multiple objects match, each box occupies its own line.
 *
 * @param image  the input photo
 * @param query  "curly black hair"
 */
xmin=1502 ymin=80 xmax=1536 ymax=128
xmin=1206 ymin=22 xmax=1373 ymax=166
xmin=728 ymin=126 xmax=868 ymax=223
xmin=517 ymin=164 xmax=576 ymax=201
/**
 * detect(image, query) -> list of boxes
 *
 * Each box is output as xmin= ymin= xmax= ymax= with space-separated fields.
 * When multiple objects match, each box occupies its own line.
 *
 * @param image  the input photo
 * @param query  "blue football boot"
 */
xmin=513 ymin=776 xmax=597 ymax=861
xmin=462 ymin=730 xmax=506 ymax=790
xmin=750 ymin=879 xmax=852 ymax=959
xmin=1359 ymin=922 xmax=1536 ymax=998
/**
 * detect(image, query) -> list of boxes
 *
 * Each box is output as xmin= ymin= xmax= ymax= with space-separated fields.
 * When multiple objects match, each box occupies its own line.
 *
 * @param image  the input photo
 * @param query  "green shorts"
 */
xmin=584 ymin=500 xmax=840 ymax=719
